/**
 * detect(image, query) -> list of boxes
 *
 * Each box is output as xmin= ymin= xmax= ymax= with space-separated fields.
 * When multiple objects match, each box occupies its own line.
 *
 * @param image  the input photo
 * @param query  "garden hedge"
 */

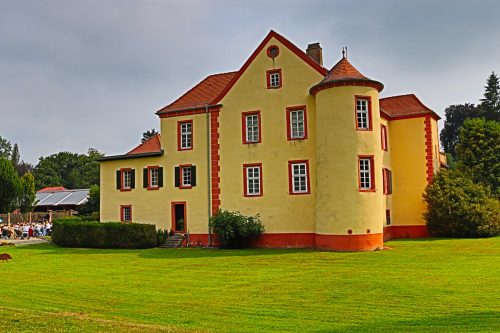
xmin=52 ymin=218 xmax=158 ymax=249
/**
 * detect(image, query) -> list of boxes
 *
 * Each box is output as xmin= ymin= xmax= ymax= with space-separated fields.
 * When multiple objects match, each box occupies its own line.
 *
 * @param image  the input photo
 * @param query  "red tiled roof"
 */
xmin=380 ymin=94 xmax=440 ymax=119
xmin=157 ymin=72 xmax=237 ymax=114
xmin=127 ymin=134 xmax=162 ymax=155
xmin=38 ymin=186 xmax=67 ymax=193
xmin=324 ymin=57 xmax=369 ymax=81
xmin=311 ymin=56 xmax=384 ymax=94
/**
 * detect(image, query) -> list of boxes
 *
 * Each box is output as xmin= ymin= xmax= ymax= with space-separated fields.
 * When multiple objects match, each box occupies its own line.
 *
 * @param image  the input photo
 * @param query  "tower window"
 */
xmin=355 ymin=96 xmax=372 ymax=130
xmin=358 ymin=156 xmax=375 ymax=191
xmin=381 ymin=124 xmax=388 ymax=151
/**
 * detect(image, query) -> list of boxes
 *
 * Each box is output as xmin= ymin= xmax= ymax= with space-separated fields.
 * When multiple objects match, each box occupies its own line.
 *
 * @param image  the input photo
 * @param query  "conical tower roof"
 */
xmin=310 ymin=54 xmax=383 ymax=94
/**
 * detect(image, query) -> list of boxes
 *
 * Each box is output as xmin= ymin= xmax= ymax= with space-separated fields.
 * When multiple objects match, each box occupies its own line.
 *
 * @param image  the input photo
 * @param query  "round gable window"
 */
xmin=266 ymin=45 xmax=280 ymax=59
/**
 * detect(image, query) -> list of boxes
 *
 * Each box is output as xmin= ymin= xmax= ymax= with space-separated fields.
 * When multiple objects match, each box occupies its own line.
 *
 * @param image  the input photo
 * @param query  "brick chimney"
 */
xmin=306 ymin=43 xmax=323 ymax=66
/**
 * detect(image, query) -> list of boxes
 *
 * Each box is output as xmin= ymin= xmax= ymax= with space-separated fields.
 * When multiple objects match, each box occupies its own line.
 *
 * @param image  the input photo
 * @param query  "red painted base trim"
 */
xmin=250 ymin=233 xmax=315 ymax=248
xmin=316 ymin=233 xmax=383 ymax=251
xmin=185 ymin=233 xmax=384 ymax=251
xmin=384 ymin=225 xmax=429 ymax=241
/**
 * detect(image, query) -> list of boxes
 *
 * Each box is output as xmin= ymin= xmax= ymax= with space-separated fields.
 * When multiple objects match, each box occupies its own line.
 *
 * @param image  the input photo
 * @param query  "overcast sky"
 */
xmin=1 ymin=0 xmax=499 ymax=164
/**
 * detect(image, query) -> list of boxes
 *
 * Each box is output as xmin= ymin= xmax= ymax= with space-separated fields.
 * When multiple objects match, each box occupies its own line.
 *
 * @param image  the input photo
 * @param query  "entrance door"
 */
xmin=171 ymin=202 xmax=186 ymax=233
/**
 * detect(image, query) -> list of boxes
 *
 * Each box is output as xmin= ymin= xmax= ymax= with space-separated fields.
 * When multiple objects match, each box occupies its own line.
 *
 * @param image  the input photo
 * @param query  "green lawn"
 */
xmin=0 ymin=238 xmax=499 ymax=333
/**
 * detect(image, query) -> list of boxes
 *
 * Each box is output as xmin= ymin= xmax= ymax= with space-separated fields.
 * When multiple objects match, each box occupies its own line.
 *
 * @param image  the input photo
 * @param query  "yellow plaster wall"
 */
xmin=217 ymin=36 xmax=324 ymax=233
xmin=100 ymin=113 xmax=211 ymax=233
xmin=431 ymin=118 xmax=441 ymax=174
xmin=159 ymin=113 xmax=211 ymax=234
xmin=100 ymin=156 xmax=170 ymax=228
xmin=389 ymin=117 xmax=427 ymax=226
xmin=381 ymin=117 xmax=393 ymax=226
xmin=315 ymin=86 xmax=384 ymax=235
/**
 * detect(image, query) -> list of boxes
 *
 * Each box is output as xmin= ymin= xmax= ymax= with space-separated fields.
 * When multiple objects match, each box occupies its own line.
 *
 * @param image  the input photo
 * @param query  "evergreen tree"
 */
xmin=0 ymin=157 xmax=21 ymax=213
xmin=18 ymin=172 xmax=36 ymax=213
xmin=440 ymin=104 xmax=481 ymax=157
xmin=141 ymin=129 xmax=158 ymax=143
xmin=480 ymin=71 xmax=500 ymax=122
xmin=11 ymin=143 xmax=20 ymax=169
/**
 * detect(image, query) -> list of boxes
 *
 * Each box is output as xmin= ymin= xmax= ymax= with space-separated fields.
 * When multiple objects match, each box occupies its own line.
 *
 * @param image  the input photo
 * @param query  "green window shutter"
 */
xmin=143 ymin=168 xmax=148 ymax=188
xmin=159 ymin=167 xmax=164 ymax=187
xmin=174 ymin=167 xmax=180 ymax=187
xmin=116 ymin=170 xmax=121 ymax=190
xmin=131 ymin=169 xmax=135 ymax=189
xmin=191 ymin=166 xmax=197 ymax=186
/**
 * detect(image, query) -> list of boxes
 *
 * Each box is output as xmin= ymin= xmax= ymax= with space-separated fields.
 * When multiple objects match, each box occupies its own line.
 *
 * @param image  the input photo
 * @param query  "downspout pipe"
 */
xmin=206 ymin=104 xmax=212 ymax=247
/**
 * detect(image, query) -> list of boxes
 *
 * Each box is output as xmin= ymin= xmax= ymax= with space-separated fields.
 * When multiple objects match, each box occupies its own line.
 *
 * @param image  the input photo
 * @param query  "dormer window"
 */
xmin=266 ymin=69 xmax=282 ymax=89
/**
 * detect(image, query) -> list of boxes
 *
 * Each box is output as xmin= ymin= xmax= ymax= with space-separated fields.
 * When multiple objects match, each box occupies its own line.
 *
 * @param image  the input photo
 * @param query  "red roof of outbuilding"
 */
xmin=380 ymin=94 xmax=440 ymax=119
xmin=156 ymin=72 xmax=237 ymax=114
xmin=127 ymin=134 xmax=162 ymax=155
xmin=37 ymin=186 xmax=67 ymax=193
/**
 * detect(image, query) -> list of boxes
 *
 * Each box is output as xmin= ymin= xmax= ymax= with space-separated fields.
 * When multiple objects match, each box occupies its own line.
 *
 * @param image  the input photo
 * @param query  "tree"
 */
xmin=0 ymin=135 xmax=12 ymax=159
xmin=141 ymin=129 xmax=158 ymax=143
xmin=423 ymin=170 xmax=500 ymax=238
xmin=0 ymin=157 xmax=21 ymax=213
xmin=440 ymin=104 xmax=481 ymax=157
xmin=15 ymin=161 xmax=34 ymax=177
xmin=11 ymin=143 xmax=20 ymax=169
xmin=33 ymin=149 xmax=102 ymax=190
xmin=480 ymin=71 xmax=500 ymax=122
xmin=455 ymin=118 xmax=500 ymax=197
xmin=78 ymin=184 xmax=100 ymax=216
xmin=18 ymin=172 xmax=36 ymax=213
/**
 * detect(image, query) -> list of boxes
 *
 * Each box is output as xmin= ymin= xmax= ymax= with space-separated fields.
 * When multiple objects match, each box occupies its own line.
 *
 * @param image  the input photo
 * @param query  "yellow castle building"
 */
xmin=99 ymin=30 xmax=444 ymax=251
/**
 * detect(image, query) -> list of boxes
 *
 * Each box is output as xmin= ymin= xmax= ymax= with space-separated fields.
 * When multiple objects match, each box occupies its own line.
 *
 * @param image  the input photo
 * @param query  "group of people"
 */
xmin=1 ymin=222 xmax=52 ymax=240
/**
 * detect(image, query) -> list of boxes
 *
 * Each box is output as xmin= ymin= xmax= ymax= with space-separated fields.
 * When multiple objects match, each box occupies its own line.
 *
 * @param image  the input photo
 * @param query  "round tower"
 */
xmin=310 ymin=52 xmax=385 ymax=251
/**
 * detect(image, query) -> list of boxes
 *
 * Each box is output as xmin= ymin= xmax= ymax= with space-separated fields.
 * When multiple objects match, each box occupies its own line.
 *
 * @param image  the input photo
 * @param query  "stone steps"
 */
xmin=158 ymin=235 xmax=184 ymax=248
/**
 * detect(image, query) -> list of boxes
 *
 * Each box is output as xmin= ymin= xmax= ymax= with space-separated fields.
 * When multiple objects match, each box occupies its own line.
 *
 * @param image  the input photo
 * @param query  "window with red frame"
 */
xmin=174 ymin=165 xmax=196 ymax=189
xmin=143 ymin=166 xmax=163 ymax=190
xmin=355 ymin=97 xmax=372 ymax=130
xmin=286 ymin=106 xmax=307 ymax=140
xmin=120 ymin=205 xmax=132 ymax=223
xmin=243 ymin=164 xmax=262 ymax=197
xmin=358 ymin=156 xmax=375 ymax=191
xmin=116 ymin=168 xmax=135 ymax=191
xmin=382 ymin=168 xmax=392 ymax=195
xmin=381 ymin=124 xmax=388 ymax=151
xmin=178 ymin=120 xmax=193 ymax=150
xmin=266 ymin=69 xmax=282 ymax=89
xmin=242 ymin=111 xmax=261 ymax=144
xmin=288 ymin=160 xmax=310 ymax=195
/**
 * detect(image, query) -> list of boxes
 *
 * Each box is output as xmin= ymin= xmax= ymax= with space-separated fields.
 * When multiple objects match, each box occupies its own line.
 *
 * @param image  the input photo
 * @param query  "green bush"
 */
xmin=209 ymin=210 xmax=265 ymax=249
xmin=52 ymin=218 xmax=158 ymax=249
xmin=156 ymin=229 xmax=168 ymax=245
xmin=423 ymin=170 xmax=500 ymax=237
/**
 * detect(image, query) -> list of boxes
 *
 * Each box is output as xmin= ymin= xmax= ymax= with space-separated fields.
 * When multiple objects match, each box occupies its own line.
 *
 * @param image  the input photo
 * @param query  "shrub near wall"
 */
xmin=52 ymin=218 xmax=157 ymax=249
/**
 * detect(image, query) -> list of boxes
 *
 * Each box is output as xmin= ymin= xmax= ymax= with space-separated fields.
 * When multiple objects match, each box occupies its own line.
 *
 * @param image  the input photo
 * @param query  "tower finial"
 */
xmin=342 ymin=47 xmax=345 ymax=58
